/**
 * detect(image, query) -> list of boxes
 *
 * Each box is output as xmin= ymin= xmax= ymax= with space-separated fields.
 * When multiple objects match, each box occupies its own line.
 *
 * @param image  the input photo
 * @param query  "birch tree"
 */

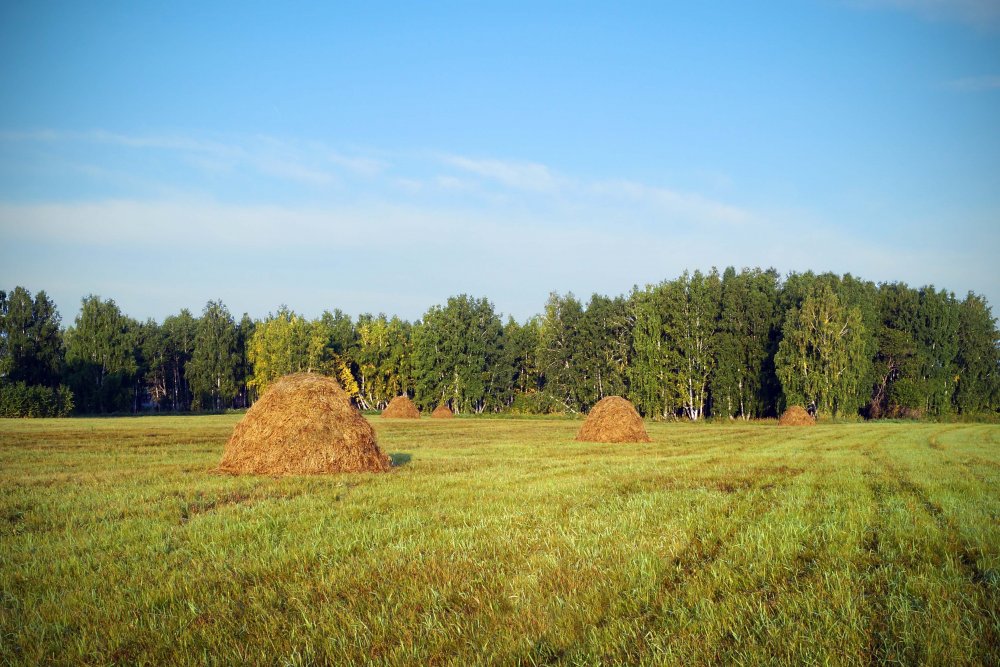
xmin=675 ymin=270 xmax=722 ymax=420
xmin=775 ymin=286 xmax=868 ymax=417
xmin=627 ymin=284 xmax=681 ymax=418
xmin=161 ymin=310 xmax=197 ymax=411
xmin=536 ymin=292 xmax=586 ymax=412
xmin=64 ymin=295 xmax=138 ymax=413
xmin=355 ymin=314 xmax=412 ymax=410
xmin=914 ymin=287 xmax=960 ymax=416
xmin=187 ymin=300 xmax=239 ymax=411
xmin=954 ymin=292 xmax=999 ymax=415
xmin=713 ymin=268 xmax=780 ymax=419
xmin=247 ymin=307 xmax=310 ymax=395
xmin=412 ymin=295 xmax=502 ymax=414
xmin=577 ymin=294 xmax=631 ymax=409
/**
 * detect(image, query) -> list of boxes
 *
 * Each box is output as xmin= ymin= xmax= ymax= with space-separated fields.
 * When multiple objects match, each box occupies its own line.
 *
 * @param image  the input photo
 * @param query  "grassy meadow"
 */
xmin=1 ymin=415 xmax=998 ymax=665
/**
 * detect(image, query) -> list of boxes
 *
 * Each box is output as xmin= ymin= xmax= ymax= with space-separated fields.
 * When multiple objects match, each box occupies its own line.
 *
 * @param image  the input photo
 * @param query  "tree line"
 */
xmin=1 ymin=267 xmax=997 ymax=419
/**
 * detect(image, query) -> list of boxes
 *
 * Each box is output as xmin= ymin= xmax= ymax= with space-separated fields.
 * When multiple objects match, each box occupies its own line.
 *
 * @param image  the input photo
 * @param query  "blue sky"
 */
xmin=1 ymin=1 xmax=998 ymax=323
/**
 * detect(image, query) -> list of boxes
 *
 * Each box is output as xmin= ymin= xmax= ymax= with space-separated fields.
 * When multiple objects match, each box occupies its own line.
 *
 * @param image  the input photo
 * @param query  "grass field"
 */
xmin=1 ymin=416 xmax=998 ymax=666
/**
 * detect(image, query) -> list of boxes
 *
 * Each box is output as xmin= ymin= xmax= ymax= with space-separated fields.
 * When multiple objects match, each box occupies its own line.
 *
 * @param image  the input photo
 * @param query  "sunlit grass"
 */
xmin=1 ymin=416 xmax=997 ymax=665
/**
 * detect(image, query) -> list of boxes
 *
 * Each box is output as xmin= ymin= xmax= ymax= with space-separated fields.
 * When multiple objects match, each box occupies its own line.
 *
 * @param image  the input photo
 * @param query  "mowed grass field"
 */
xmin=1 ymin=416 xmax=998 ymax=666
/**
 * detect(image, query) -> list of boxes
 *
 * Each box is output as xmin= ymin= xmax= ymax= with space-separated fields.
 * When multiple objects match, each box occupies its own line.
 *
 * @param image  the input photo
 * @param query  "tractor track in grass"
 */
xmin=861 ymin=426 xmax=999 ymax=665
xmin=880 ymin=461 xmax=999 ymax=662
xmin=4 ymin=417 xmax=998 ymax=666
xmin=605 ymin=481 xmax=789 ymax=662
xmin=859 ymin=428 xmax=897 ymax=667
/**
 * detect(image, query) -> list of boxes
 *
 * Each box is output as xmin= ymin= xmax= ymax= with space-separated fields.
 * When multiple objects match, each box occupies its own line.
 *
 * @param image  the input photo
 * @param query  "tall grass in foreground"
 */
xmin=1 ymin=417 xmax=997 ymax=665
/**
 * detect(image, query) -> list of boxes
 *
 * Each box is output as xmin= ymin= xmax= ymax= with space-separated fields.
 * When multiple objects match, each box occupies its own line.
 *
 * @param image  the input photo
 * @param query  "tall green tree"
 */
xmin=137 ymin=318 xmax=170 ymax=410
xmin=954 ymin=292 xmax=999 ymax=415
xmin=161 ymin=310 xmax=197 ymax=411
xmin=0 ymin=287 xmax=64 ymax=388
xmin=65 ymin=295 xmax=138 ymax=413
xmin=835 ymin=274 xmax=880 ymax=413
xmin=187 ymin=300 xmax=240 ymax=411
xmin=628 ymin=271 xmax=722 ymax=420
xmin=319 ymin=309 xmax=357 ymax=359
xmin=776 ymin=271 xmax=822 ymax=318
xmin=246 ymin=307 xmax=361 ymax=400
xmin=355 ymin=314 xmax=412 ymax=410
xmin=235 ymin=313 xmax=256 ymax=407
xmin=497 ymin=316 xmax=543 ymax=412
xmin=628 ymin=282 xmax=683 ymax=418
xmin=868 ymin=283 xmax=924 ymax=418
xmin=675 ymin=270 xmax=722 ymax=420
xmin=713 ymin=268 xmax=781 ymax=419
xmin=536 ymin=292 xmax=587 ymax=412
xmin=628 ymin=269 xmax=722 ymax=420
xmin=914 ymin=287 xmax=960 ymax=416
xmin=412 ymin=295 xmax=503 ymax=414
xmin=314 ymin=310 xmax=363 ymax=403
xmin=775 ymin=285 xmax=868 ymax=417
xmin=576 ymin=294 xmax=631 ymax=408
xmin=247 ymin=307 xmax=314 ymax=395
xmin=0 ymin=290 xmax=7 ymax=380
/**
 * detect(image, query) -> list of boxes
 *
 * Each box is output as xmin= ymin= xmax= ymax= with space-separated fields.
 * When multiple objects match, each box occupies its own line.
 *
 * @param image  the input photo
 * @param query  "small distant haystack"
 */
xmin=431 ymin=404 xmax=453 ymax=419
xmin=382 ymin=395 xmax=420 ymax=419
xmin=219 ymin=373 xmax=390 ymax=475
xmin=576 ymin=396 xmax=651 ymax=443
xmin=779 ymin=405 xmax=815 ymax=426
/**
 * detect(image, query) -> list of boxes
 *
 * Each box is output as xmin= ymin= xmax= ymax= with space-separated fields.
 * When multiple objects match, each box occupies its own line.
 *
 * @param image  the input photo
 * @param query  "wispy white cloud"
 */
xmin=434 ymin=175 xmax=474 ymax=191
xmin=4 ymin=128 xmax=994 ymax=321
xmin=442 ymin=155 xmax=563 ymax=193
xmin=2 ymin=196 xmax=994 ymax=323
xmin=433 ymin=154 xmax=751 ymax=228
xmin=87 ymin=130 xmax=236 ymax=155
xmin=252 ymin=157 xmax=337 ymax=186
xmin=2 ymin=129 xmax=750 ymax=230
xmin=946 ymin=75 xmax=1000 ymax=91
xmin=325 ymin=151 xmax=388 ymax=177
xmin=1 ymin=199 xmax=296 ymax=249
xmin=588 ymin=179 xmax=751 ymax=225
xmin=392 ymin=178 xmax=425 ymax=194
xmin=0 ymin=129 xmax=386 ymax=187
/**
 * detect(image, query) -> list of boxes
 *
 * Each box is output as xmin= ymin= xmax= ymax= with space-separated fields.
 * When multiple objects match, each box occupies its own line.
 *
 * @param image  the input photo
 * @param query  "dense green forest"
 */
xmin=1 ymin=267 xmax=997 ymax=419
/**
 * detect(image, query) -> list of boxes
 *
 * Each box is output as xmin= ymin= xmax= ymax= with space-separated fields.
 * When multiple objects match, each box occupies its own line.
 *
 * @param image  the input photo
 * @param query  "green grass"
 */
xmin=1 ymin=416 xmax=997 ymax=666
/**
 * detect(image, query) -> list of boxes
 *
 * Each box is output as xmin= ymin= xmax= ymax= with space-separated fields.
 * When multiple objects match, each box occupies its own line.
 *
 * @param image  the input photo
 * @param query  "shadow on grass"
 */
xmin=390 ymin=452 xmax=413 ymax=466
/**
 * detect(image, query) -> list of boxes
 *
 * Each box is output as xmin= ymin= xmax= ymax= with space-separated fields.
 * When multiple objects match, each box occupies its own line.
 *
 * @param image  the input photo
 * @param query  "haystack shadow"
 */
xmin=389 ymin=452 xmax=413 ymax=466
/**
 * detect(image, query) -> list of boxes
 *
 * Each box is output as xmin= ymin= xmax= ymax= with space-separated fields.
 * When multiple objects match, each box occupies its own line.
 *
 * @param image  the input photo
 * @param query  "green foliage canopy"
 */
xmin=775 ymin=286 xmax=868 ymax=417
xmin=187 ymin=300 xmax=240 ymax=411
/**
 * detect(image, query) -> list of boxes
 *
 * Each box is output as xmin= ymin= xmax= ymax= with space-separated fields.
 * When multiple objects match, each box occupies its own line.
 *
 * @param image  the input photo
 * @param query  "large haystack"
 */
xmin=576 ymin=396 xmax=651 ymax=443
xmin=382 ymin=395 xmax=420 ymax=419
xmin=779 ymin=405 xmax=815 ymax=426
xmin=431 ymin=404 xmax=453 ymax=419
xmin=219 ymin=373 xmax=390 ymax=475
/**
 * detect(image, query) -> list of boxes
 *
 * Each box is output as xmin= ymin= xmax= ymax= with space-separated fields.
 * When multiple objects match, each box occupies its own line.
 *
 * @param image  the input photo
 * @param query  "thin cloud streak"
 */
xmin=2 ymin=197 xmax=994 ymax=323
xmin=589 ymin=180 xmax=751 ymax=225
xmin=0 ymin=200 xmax=425 ymax=251
xmin=0 ymin=130 xmax=379 ymax=187
xmin=1 ymin=129 xmax=750 ymax=228
xmin=2 ymin=129 xmax=995 ymax=321
xmin=442 ymin=155 xmax=563 ymax=193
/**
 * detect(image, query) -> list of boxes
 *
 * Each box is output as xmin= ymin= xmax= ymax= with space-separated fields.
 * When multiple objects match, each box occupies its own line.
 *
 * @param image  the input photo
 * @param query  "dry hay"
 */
xmin=219 ymin=373 xmax=390 ymax=475
xmin=779 ymin=405 xmax=816 ymax=426
xmin=382 ymin=395 xmax=420 ymax=419
xmin=431 ymin=403 xmax=453 ymax=419
xmin=576 ymin=396 xmax=651 ymax=443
